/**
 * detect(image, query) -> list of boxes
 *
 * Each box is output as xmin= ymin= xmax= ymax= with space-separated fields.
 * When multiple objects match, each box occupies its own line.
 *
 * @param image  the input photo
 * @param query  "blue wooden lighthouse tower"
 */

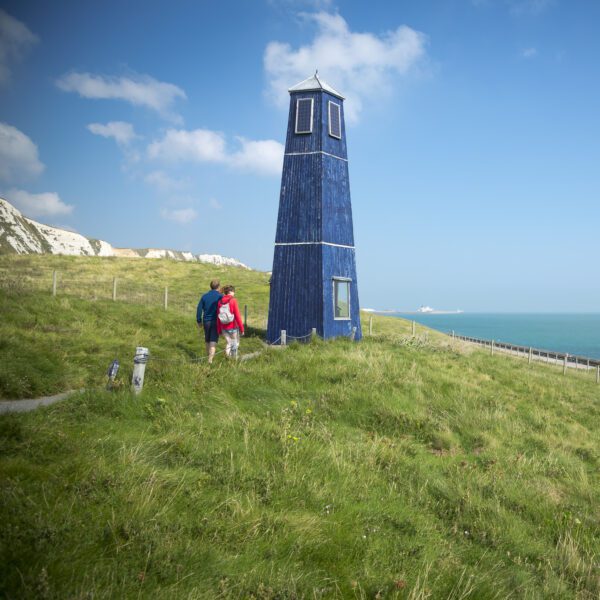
xmin=267 ymin=74 xmax=362 ymax=343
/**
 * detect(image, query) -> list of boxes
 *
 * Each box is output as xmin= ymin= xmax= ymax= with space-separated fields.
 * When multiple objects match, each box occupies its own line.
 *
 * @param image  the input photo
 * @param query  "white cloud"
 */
xmin=5 ymin=188 xmax=73 ymax=217
xmin=509 ymin=0 xmax=555 ymax=15
xmin=0 ymin=122 xmax=44 ymax=183
xmin=144 ymin=170 xmax=188 ymax=192
xmin=230 ymin=138 xmax=284 ymax=176
xmin=148 ymin=128 xmax=226 ymax=163
xmin=264 ymin=12 xmax=427 ymax=122
xmin=148 ymin=129 xmax=284 ymax=176
xmin=521 ymin=47 xmax=538 ymax=59
xmin=471 ymin=0 xmax=555 ymax=15
xmin=160 ymin=207 xmax=198 ymax=224
xmin=0 ymin=9 xmax=39 ymax=85
xmin=87 ymin=121 xmax=138 ymax=146
xmin=56 ymin=72 xmax=186 ymax=122
xmin=268 ymin=0 xmax=333 ymax=8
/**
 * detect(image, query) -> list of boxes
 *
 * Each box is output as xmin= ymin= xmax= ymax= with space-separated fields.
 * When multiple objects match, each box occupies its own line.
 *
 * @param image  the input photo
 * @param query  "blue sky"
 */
xmin=1 ymin=0 xmax=599 ymax=311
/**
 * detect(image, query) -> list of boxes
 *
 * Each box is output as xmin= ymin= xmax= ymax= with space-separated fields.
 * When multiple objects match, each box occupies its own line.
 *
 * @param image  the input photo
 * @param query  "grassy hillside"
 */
xmin=0 ymin=254 xmax=271 ymax=321
xmin=0 ymin=256 xmax=599 ymax=599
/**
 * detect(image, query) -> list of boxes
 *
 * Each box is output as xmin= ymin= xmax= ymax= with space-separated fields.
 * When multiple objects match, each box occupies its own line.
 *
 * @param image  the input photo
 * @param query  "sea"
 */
xmin=389 ymin=313 xmax=600 ymax=359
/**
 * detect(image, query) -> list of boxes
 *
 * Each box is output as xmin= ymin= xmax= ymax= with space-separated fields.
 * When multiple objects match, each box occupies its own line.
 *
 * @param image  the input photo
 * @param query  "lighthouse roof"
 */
xmin=288 ymin=73 xmax=345 ymax=100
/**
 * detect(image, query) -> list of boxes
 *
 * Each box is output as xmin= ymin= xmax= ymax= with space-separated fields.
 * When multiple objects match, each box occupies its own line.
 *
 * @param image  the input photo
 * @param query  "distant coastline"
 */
xmin=369 ymin=310 xmax=464 ymax=315
xmin=384 ymin=312 xmax=600 ymax=360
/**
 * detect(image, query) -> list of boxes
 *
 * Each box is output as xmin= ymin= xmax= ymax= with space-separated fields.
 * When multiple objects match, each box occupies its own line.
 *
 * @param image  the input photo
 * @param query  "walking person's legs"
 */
xmin=203 ymin=320 xmax=219 ymax=364
xmin=223 ymin=330 xmax=239 ymax=358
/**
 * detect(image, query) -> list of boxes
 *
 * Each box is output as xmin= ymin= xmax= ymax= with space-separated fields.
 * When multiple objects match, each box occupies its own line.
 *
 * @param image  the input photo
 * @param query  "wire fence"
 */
xmin=0 ymin=267 xmax=268 ymax=328
xmin=451 ymin=332 xmax=600 ymax=381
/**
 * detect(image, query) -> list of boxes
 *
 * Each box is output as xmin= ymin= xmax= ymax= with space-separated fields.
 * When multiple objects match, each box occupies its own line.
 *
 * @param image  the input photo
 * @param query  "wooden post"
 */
xmin=452 ymin=330 xmax=455 ymax=339
xmin=350 ymin=326 xmax=357 ymax=341
xmin=112 ymin=277 xmax=117 ymax=301
xmin=528 ymin=347 xmax=532 ymax=364
xmin=244 ymin=304 xmax=248 ymax=329
xmin=575 ymin=357 xmax=578 ymax=370
xmin=369 ymin=316 xmax=373 ymax=336
xmin=164 ymin=286 xmax=168 ymax=310
xmin=491 ymin=340 xmax=494 ymax=356
xmin=52 ymin=270 xmax=57 ymax=297
xmin=563 ymin=354 xmax=568 ymax=375
xmin=596 ymin=365 xmax=599 ymax=384
xmin=412 ymin=321 xmax=416 ymax=336
xmin=281 ymin=330 xmax=286 ymax=346
xmin=311 ymin=327 xmax=317 ymax=340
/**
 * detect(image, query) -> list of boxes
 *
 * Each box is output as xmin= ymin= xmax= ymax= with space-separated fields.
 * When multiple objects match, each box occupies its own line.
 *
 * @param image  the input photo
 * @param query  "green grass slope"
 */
xmin=0 ymin=256 xmax=599 ymax=599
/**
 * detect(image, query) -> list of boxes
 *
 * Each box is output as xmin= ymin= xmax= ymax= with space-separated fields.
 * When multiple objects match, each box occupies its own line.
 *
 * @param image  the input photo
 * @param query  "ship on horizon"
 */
xmin=418 ymin=305 xmax=464 ymax=315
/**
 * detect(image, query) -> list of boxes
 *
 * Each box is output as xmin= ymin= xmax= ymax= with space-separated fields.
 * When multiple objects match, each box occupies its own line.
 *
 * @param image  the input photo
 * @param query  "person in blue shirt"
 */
xmin=196 ymin=279 xmax=223 ymax=364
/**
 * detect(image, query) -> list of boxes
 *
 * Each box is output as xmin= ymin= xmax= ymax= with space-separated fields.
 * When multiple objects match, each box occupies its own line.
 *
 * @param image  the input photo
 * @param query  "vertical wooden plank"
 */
xmin=244 ymin=304 xmax=248 ymax=329
xmin=281 ymin=330 xmax=287 ymax=346
xmin=52 ymin=270 xmax=57 ymax=297
xmin=164 ymin=286 xmax=168 ymax=310
xmin=369 ymin=316 xmax=373 ymax=336
xmin=112 ymin=277 xmax=117 ymax=302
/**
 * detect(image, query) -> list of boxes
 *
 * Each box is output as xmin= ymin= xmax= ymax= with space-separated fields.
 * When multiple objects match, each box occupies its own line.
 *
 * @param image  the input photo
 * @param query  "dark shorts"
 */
xmin=202 ymin=320 xmax=219 ymax=343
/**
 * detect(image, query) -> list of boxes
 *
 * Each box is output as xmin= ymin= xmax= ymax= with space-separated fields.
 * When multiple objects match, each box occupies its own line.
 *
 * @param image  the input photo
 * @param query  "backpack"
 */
xmin=218 ymin=300 xmax=235 ymax=325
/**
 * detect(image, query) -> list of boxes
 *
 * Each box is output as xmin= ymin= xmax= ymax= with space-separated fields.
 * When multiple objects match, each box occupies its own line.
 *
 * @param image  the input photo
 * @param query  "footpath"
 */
xmin=0 ymin=390 xmax=78 ymax=415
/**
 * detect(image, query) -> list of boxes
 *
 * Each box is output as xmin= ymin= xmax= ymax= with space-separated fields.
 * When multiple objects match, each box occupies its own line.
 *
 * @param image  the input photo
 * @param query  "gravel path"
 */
xmin=0 ymin=390 xmax=79 ymax=415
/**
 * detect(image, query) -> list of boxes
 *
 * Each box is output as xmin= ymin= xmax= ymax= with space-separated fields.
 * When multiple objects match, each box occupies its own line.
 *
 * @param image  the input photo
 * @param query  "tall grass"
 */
xmin=0 ymin=256 xmax=598 ymax=598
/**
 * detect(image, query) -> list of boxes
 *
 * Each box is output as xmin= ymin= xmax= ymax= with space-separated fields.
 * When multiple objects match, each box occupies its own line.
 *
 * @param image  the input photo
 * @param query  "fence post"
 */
xmin=132 ymin=347 xmax=149 ymax=395
xmin=112 ymin=277 xmax=117 ymax=301
xmin=311 ymin=327 xmax=317 ymax=340
xmin=412 ymin=321 xmax=416 ymax=336
xmin=563 ymin=354 xmax=568 ymax=375
xmin=164 ymin=286 xmax=168 ymax=310
xmin=596 ymin=366 xmax=599 ymax=384
xmin=350 ymin=326 xmax=357 ymax=341
xmin=452 ymin=330 xmax=455 ymax=339
xmin=244 ymin=304 xmax=248 ymax=329
xmin=528 ymin=347 xmax=532 ymax=364
xmin=52 ymin=270 xmax=57 ymax=297
xmin=281 ymin=330 xmax=287 ymax=346
xmin=369 ymin=316 xmax=373 ymax=336
xmin=491 ymin=340 xmax=494 ymax=355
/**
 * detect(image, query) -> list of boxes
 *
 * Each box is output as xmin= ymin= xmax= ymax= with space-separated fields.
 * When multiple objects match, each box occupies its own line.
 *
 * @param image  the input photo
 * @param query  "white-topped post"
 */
xmin=132 ymin=347 xmax=149 ymax=395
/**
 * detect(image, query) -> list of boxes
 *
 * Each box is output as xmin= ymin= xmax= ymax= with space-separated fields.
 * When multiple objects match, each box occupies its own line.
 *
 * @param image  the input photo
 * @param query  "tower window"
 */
xmin=328 ymin=101 xmax=342 ymax=139
xmin=333 ymin=278 xmax=351 ymax=319
xmin=295 ymin=98 xmax=314 ymax=134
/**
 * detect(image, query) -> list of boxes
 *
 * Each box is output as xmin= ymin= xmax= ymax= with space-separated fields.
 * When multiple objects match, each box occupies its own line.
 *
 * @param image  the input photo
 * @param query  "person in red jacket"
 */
xmin=216 ymin=285 xmax=244 ymax=358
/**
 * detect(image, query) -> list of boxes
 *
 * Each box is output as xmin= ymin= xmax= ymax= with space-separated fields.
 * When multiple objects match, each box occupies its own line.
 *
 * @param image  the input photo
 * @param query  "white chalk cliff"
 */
xmin=0 ymin=198 xmax=251 ymax=269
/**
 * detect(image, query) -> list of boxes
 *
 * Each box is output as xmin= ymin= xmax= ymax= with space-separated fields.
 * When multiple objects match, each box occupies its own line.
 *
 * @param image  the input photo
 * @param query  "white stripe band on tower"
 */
xmin=275 ymin=241 xmax=355 ymax=249
xmin=284 ymin=150 xmax=348 ymax=162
